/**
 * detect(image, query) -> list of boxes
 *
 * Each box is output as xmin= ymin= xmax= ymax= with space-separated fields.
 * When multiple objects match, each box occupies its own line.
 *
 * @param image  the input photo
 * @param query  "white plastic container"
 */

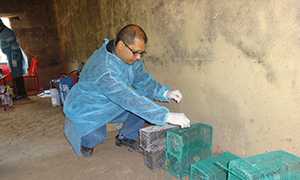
xmin=50 ymin=88 xmax=61 ymax=106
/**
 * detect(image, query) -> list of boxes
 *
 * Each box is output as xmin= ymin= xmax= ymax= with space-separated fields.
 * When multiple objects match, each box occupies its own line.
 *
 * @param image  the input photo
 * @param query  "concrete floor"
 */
xmin=0 ymin=97 xmax=172 ymax=180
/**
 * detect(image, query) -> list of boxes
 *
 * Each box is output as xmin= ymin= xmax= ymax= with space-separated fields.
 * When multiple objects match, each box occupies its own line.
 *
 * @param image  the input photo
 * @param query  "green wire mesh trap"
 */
xmin=166 ymin=146 xmax=212 ymax=178
xmin=166 ymin=123 xmax=213 ymax=160
xmin=190 ymin=152 xmax=240 ymax=180
xmin=228 ymin=150 xmax=300 ymax=180
xmin=165 ymin=123 xmax=213 ymax=178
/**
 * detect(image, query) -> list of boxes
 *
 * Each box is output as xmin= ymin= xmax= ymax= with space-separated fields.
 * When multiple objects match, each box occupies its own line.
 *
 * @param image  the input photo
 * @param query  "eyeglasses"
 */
xmin=122 ymin=41 xmax=146 ymax=57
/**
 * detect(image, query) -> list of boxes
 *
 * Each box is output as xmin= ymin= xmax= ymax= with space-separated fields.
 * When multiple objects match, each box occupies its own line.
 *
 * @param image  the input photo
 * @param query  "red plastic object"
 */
xmin=23 ymin=57 xmax=41 ymax=95
xmin=28 ymin=57 xmax=38 ymax=76
xmin=0 ymin=64 xmax=12 ymax=85
xmin=0 ymin=64 xmax=12 ymax=80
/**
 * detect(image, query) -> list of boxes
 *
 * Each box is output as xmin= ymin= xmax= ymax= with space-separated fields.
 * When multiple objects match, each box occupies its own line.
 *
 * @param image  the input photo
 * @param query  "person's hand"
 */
xmin=166 ymin=90 xmax=182 ymax=103
xmin=165 ymin=112 xmax=190 ymax=128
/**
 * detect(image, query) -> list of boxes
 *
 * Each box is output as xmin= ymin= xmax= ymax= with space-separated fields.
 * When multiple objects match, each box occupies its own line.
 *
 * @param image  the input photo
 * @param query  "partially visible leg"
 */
xmin=118 ymin=112 xmax=145 ymax=141
xmin=13 ymin=76 xmax=27 ymax=100
xmin=17 ymin=76 xmax=27 ymax=97
xmin=81 ymin=125 xmax=107 ymax=157
xmin=114 ymin=112 xmax=145 ymax=152
xmin=12 ymin=78 xmax=18 ymax=97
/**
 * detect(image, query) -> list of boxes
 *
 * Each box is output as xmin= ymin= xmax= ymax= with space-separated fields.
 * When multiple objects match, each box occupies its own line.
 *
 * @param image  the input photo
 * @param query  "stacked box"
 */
xmin=143 ymin=149 xmax=165 ymax=170
xmin=139 ymin=124 xmax=177 ymax=169
xmin=190 ymin=152 xmax=240 ymax=180
xmin=140 ymin=124 xmax=177 ymax=152
xmin=228 ymin=150 xmax=300 ymax=180
xmin=165 ymin=123 xmax=213 ymax=178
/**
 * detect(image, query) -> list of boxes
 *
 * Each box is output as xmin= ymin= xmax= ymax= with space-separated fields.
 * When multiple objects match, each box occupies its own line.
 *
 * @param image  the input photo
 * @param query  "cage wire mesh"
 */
xmin=166 ymin=123 xmax=213 ymax=160
xmin=166 ymin=147 xmax=212 ymax=178
xmin=190 ymin=152 xmax=240 ymax=180
xmin=140 ymin=124 xmax=177 ymax=152
xmin=143 ymin=149 xmax=166 ymax=169
xmin=165 ymin=123 xmax=213 ymax=178
xmin=228 ymin=150 xmax=300 ymax=180
xmin=139 ymin=124 xmax=177 ymax=169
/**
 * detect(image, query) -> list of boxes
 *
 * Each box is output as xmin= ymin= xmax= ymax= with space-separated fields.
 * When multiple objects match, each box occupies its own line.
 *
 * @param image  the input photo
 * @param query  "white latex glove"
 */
xmin=166 ymin=112 xmax=191 ymax=128
xmin=166 ymin=90 xmax=183 ymax=103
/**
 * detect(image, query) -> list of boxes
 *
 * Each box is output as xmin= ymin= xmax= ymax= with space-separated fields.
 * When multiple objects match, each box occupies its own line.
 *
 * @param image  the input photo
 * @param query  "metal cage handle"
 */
xmin=214 ymin=162 xmax=244 ymax=180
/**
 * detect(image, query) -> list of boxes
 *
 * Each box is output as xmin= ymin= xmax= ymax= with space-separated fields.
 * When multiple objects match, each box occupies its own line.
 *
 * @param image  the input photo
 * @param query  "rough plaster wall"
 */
xmin=54 ymin=0 xmax=300 ymax=156
xmin=53 ymin=0 xmax=113 ymax=71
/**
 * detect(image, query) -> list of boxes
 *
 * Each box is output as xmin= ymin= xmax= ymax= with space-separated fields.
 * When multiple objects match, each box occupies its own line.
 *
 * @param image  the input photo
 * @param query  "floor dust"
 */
xmin=0 ymin=97 xmax=172 ymax=180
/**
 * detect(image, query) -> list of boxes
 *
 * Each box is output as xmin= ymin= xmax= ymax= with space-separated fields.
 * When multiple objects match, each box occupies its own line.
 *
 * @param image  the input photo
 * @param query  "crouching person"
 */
xmin=63 ymin=24 xmax=190 ymax=157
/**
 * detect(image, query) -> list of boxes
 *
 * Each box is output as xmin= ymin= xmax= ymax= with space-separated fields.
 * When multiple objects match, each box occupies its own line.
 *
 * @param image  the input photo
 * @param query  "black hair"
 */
xmin=115 ymin=24 xmax=148 ymax=45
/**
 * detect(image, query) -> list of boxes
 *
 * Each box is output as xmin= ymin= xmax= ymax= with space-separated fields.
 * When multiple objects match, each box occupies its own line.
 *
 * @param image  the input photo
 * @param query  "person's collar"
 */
xmin=106 ymin=39 xmax=115 ymax=54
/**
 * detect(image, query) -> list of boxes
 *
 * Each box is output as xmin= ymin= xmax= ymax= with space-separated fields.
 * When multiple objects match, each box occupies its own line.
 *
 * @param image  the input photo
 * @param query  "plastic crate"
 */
xmin=165 ymin=143 xmax=212 ymax=178
xmin=166 ymin=123 xmax=213 ymax=160
xmin=228 ymin=150 xmax=300 ymax=180
xmin=190 ymin=152 xmax=240 ymax=180
xmin=144 ymin=149 xmax=165 ymax=169
xmin=140 ymin=124 xmax=177 ymax=152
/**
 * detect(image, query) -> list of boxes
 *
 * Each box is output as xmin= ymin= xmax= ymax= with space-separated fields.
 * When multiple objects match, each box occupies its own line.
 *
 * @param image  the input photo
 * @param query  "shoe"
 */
xmin=115 ymin=135 xmax=143 ymax=153
xmin=13 ymin=95 xmax=28 ymax=101
xmin=80 ymin=146 xmax=94 ymax=157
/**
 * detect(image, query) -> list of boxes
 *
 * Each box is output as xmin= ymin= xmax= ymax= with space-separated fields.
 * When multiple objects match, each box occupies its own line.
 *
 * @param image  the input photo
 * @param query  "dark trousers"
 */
xmin=13 ymin=76 xmax=27 ymax=97
xmin=81 ymin=111 xmax=145 ymax=148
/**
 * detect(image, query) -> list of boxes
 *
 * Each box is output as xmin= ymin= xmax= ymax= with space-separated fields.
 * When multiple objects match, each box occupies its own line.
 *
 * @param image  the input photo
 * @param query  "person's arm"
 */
xmin=132 ymin=60 xmax=169 ymax=101
xmin=95 ymin=70 xmax=169 ymax=125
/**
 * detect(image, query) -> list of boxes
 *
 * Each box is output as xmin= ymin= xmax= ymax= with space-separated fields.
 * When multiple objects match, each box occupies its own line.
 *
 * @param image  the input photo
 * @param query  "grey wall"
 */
xmin=53 ymin=0 xmax=300 ymax=156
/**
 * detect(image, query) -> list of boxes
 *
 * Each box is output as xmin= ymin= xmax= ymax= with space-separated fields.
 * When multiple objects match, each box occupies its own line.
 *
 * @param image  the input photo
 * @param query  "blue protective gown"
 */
xmin=63 ymin=39 xmax=170 ymax=156
xmin=0 ymin=27 xmax=26 ymax=78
